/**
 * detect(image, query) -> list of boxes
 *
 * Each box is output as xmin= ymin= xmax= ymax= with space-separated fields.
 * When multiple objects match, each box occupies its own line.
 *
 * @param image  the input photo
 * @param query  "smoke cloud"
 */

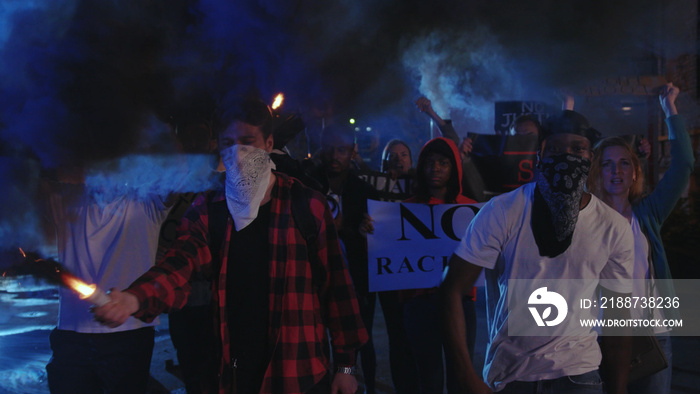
xmin=0 ymin=0 xmax=694 ymax=250
xmin=402 ymin=25 xmax=525 ymax=128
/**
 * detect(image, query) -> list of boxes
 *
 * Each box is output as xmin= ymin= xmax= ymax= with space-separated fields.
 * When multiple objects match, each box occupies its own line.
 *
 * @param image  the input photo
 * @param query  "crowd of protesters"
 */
xmin=34 ymin=81 xmax=693 ymax=394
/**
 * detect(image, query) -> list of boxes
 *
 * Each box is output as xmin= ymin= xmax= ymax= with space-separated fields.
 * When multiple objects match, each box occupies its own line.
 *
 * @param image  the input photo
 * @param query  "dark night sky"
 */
xmin=0 ymin=0 xmax=695 ymax=250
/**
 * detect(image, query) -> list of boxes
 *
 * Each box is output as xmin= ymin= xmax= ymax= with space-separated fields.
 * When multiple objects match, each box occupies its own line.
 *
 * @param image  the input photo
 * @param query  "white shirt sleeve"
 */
xmin=454 ymin=197 xmax=508 ymax=269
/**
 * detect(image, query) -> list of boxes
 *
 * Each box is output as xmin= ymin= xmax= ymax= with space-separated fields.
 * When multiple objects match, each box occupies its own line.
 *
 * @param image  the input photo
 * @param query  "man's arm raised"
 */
xmin=439 ymin=253 xmax=492 ymax=394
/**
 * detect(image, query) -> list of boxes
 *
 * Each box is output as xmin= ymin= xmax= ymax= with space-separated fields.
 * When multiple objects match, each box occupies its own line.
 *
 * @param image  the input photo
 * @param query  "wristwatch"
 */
xmin=336 ymin=366 xmax=357 ymax=375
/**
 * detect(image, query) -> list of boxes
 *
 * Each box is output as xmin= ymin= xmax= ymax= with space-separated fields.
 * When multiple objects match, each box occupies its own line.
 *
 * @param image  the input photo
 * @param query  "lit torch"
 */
xmin=16 ymin=248 xmax=111 ymax=306
xmin=271 ymin=93 xmax=284 ymax=110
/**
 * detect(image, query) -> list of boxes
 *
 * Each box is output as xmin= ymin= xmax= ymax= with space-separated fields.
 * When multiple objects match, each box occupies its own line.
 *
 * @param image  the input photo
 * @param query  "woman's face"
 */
xmin=386 ymin=144 xmax=412 ymax=175
xmin=600 ymin=145 xmax=636 ymax=198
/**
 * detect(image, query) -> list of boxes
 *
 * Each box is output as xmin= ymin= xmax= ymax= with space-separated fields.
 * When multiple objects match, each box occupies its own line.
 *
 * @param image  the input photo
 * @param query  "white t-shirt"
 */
xmin=454 ymin=182 xmax=634 ymax=391
xmin=48 ymin=183 xmax=171 ymax=333
xmin=630 ymin=214 xmax=667 ymax=334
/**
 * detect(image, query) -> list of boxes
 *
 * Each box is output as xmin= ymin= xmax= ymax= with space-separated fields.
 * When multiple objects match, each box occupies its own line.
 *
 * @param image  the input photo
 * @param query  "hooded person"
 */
xmin=408 ymin=137 xmax=476 ymax=205
xmin=402 ymin=137 xmax=478 ymax=394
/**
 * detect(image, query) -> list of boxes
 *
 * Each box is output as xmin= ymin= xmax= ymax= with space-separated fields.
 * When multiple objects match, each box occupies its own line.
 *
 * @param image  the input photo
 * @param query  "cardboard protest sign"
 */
xmin=367 ymin=200 xmax=482 ymax=292
xmin=470 ymin=134 xmax=539 ymax=193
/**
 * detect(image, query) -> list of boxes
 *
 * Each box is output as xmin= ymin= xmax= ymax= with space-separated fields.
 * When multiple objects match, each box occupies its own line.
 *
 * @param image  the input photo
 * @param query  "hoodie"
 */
xmin=402 ymin=137 xmax=477 ymax=300
xmin=407 ymin=137 xmax=476 ymax=204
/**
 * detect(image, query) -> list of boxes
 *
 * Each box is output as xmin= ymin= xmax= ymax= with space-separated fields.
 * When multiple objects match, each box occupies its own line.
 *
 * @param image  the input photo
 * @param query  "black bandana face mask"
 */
xmin=531 ymin=153 xmax=591 ymax=257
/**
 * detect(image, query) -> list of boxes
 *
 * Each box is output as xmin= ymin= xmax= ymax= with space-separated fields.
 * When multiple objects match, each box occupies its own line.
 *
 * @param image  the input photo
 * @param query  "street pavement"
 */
xmin=1 ymin=283 xmax=699 ymax=393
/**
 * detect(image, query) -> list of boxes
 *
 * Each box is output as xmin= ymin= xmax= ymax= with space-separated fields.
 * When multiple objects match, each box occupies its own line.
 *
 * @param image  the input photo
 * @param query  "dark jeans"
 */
xmin=498 ymin=370 xmax=603 ymax=394
xmin=357 ymin=292 xmax=377 ymax=394
xmin=378 ymin=291 xmax=420 ymax=394
xmin=403 ymin=293 xmax=476 ymax=394
xmin=627 ymin=334 xmax=672 ymax=394
xmin=46 ymin=327 xmax=155 ymax=394
xmin=169 ymin=305 xmax=219 ymax=394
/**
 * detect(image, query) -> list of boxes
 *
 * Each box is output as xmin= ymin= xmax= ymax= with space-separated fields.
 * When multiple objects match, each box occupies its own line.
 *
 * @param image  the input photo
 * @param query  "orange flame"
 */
xmin=271 ymin=93 xmax=284 ymax=110
xmin=62 ymin=273 xmax=97 ymax=298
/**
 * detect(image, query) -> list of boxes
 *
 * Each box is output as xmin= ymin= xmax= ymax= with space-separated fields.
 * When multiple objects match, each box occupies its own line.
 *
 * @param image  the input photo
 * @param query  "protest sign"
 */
xmin=357 ymin=170 xmax=414 ymax=201
xmin=367 ymin=200 xmax=482 ymax=291
xmin=493 ymin=101 xmax=551 ymax=135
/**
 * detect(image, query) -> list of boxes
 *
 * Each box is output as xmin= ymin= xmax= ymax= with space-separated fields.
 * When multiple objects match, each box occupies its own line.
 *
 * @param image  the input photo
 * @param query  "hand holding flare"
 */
xmin=91 ymin=288 xmax=140 ymax=328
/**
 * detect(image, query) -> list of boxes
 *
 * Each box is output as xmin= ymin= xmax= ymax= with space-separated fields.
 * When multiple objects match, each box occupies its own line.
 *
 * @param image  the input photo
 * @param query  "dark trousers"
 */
xmin=403 ymin=293 xmax=476 ymax=394
xmin=169 ymin=305 xmax=219 ymax=394
xmin=357 ymin=292 xmax=377 ymax=394
xmin=378 ymin=290 xmax=420 ymax=394
xmin=46 ymin=327 xmax=155 ymax=394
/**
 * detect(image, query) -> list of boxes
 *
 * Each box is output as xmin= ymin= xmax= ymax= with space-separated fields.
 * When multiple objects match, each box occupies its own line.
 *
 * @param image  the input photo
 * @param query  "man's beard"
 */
xmin=531 ymin=153 xmax=590 ymax=258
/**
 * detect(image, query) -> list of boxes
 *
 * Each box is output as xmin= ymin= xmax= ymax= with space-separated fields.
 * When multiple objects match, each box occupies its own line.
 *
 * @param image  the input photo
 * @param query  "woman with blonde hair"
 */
xmin=587 ymin=83 xmax=695 ymax=394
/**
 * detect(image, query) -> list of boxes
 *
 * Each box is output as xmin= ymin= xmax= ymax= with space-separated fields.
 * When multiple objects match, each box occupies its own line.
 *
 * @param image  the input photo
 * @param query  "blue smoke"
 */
xmin=84 ymin=154 xmax=221 ymax=205
xmin=0 ymin=156 xmax=45 ymax=251
xmin=0 ymin=0 xmax=693 ymax=251
xmin=402 ymin=25 xmax=526 ymax=132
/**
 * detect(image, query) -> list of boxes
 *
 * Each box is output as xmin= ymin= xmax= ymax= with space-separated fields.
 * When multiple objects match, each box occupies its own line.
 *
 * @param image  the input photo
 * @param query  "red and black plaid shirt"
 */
xmin=126 ymin=173 xmax=368 ymax=393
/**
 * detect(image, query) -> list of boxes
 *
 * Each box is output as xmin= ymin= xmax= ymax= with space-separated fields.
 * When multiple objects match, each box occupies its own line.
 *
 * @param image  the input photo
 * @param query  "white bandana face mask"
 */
xmin=220 ymin=144 xmax=275 ymax=231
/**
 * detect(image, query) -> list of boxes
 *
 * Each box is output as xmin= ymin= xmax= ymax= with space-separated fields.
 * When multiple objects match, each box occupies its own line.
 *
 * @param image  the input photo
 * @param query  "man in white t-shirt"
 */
xmin=440 ymin=110 xmax=635 ymax=394
xmin=43 ymin=168 xmax=173 ymax=393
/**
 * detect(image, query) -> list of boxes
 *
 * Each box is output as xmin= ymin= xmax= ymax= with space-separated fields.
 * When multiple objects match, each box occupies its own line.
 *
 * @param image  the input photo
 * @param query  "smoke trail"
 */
xmin=398 ymin=0 xmax=681 ymax=134
xmin=402 ymin=25 xmax=525 ymax=129
xmin=84 ymin=153 xmax=220 ymax=205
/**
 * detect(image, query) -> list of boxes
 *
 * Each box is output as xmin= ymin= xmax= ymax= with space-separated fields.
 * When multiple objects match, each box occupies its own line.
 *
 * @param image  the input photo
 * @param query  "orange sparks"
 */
xmin=271 ymin=93 xmax=284 ymax=110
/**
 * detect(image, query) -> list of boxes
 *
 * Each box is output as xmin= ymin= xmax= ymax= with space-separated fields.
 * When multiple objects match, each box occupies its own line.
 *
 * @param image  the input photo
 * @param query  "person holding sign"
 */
xmin=509 ymin=114 xmax=541 ymax=136
xmin=382 ymin=139 xmax=414 ymax=181
xmin=586 ymin=83 xmax=694 ymax=394
xmin=402 ymin=136 xmax=477 ymax=394
xmin=440 ymin=110 xmax=635 ymax=394
xmin=373 ymin=138 xmax=422 ymax=393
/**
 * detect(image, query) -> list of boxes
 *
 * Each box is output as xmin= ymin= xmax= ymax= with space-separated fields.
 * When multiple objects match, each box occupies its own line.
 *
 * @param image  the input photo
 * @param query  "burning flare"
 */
xmin=271 ymin=93 xmax=284 ymax=110
xmin=60 ymin=273 xmax=110 ymax=306
xmin=63 ymin=276 xmax=96 ymax=298
xmin=12 ymin=248 xmax=111 ymax=306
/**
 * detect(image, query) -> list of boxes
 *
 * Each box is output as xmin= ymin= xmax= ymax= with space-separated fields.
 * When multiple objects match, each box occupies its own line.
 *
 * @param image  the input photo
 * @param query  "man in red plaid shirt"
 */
xmin=93 ymin=98 xmax=368 ymax=394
